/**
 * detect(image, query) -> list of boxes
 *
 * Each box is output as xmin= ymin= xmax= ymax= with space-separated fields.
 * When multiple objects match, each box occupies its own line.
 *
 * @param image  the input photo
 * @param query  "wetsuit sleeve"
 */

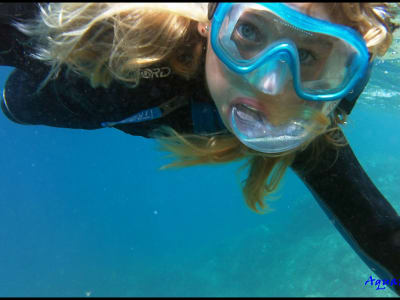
xmin=291 ymin=130 xmax=400 ymax=295
xmin=2 ymin=68 xmax=102 ymax=129
xmin=1 ymin=66 xmax=197 ymax=135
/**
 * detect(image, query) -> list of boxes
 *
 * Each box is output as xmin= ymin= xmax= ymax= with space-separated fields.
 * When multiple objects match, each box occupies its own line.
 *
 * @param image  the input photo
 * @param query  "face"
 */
xmin=201 ymin=3 xmax=348 ymax=139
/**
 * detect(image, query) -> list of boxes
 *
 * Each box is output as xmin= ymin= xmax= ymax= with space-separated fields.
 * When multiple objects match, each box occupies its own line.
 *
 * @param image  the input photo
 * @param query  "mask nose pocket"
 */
xmin=246 ymin=53 xmax=291 ymax=95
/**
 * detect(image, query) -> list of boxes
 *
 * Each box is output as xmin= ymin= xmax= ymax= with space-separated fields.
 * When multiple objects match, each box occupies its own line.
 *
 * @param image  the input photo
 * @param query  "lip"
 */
xmin=228 ymin=97 xmax=269 ymax=121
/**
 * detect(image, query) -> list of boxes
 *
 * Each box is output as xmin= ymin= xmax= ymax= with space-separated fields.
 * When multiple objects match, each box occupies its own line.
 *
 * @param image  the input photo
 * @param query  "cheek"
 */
xmin=205 ymin=44 xmax=229 ymax=103
xmin=204 ymin=41 xmax=233 ymax=127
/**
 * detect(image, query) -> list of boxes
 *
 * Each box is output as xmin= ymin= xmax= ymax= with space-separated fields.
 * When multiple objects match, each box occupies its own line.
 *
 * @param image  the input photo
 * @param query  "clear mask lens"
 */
xmin=215 ymin=3 xmax=366 ymax=97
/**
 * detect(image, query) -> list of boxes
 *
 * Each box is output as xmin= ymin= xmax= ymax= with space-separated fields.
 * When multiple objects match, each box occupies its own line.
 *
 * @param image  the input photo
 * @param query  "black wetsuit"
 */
xmin=292 ymin=136 xmax=400 ymax=295
xmin=2 ymin=3 xmax=400 ymax=296
xmin=2 ymin=62 xmax=227 ymax=138
xmin=0 ymin=2 xmax=226 ymax=138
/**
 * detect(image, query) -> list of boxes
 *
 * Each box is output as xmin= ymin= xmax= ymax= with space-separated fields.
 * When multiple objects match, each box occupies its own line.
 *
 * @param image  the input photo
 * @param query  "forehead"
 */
xmin=286 ymin=3 xmax=332 ymax=22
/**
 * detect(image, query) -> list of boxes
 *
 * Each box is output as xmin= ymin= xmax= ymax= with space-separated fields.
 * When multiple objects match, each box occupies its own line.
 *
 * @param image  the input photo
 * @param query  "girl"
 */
xmin=1 ymin=2 xmax=400 ymax=295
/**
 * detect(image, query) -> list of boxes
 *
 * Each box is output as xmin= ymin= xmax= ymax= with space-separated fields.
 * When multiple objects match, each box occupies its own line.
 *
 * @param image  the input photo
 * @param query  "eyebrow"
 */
xmin=241 ymin=9 xmax=272 ymax=27
xmin=301 ymin=35 xmax=333 ymax=48
xmin=242 ymin=8 xmax=334 ymax=48
xmin=272 ymin=17 xmax=334 ymax=48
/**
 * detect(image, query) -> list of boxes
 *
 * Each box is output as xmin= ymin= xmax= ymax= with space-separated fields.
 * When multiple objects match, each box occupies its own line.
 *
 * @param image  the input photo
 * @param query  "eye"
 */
xmin=236 ymin=22 xmax=260 ymax=42
xmin=298 ymin=49 xmax=316 ymax=65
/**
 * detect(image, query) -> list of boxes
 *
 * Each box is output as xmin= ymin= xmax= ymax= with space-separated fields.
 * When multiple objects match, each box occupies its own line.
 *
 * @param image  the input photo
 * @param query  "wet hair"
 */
xmin=18 ymin=2 xmax=400 ymax=213
xmin=317 ymin=3 xmax=399 ymax=56
xmin=16 ymin=3 xmax=209 ymax=88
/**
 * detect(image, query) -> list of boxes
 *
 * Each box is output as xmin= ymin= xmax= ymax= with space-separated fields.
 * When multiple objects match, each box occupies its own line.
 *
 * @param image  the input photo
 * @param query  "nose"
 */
xmin=246 ymin=53 xmax=291 ymax=95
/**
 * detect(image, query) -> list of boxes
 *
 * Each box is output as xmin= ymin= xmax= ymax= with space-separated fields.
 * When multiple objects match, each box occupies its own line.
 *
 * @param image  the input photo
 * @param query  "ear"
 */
xmin=197 ymin=22 xmax=209 ymax=37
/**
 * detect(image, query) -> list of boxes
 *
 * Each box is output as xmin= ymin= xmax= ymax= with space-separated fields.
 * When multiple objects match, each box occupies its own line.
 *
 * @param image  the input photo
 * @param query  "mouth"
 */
xmin=229 ymin=98 xmax=270 ymax=138
xmin=229 ymin=97 xmax=307 ymax=141
xmin=227 ymin=96 xmax=314 ymax=153
xmin=234 ymin=103 xmax=264 ymax=124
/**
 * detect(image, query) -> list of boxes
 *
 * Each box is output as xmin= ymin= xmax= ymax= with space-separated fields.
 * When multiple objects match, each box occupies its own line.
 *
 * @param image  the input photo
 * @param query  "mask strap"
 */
xmin=208 ymin=3 xmax=218 ymax=20
xmin=337 ymin=61 xmax=373 ymax=115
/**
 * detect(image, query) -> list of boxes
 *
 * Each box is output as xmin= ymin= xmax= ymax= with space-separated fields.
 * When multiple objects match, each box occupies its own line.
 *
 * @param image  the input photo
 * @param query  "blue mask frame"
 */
xmin=210 ymin=3 xmax=371 ymax=102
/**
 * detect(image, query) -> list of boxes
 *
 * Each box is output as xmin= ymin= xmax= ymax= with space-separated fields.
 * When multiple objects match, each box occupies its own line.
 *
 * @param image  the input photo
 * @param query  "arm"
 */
xmin=291 ymin=129 xmax=400 ymax=295
xmin=0 ymin=3 xmax=50 ymax=77
xmin=2 ymin=68 xmax=104 ymax=129
xmin=2 ymin=65 xmax=200 ymax=137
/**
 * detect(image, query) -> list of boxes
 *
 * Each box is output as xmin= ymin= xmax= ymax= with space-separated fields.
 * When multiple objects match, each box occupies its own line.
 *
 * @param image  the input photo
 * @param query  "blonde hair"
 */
xmin=17 ymin=3 xmax=209 ymax=88
xmin=20 ymin=2 xmax=399 ymax=213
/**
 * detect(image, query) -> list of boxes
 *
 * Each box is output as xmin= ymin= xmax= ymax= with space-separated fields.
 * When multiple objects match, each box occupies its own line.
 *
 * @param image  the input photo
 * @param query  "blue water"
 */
xmin=0 ymin=59 xmax=399 ymax=297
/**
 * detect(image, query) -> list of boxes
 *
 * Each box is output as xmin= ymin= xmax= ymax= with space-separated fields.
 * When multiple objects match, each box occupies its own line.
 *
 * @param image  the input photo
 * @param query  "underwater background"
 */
xmin=1 ymin=54 xmax=400 ymax=297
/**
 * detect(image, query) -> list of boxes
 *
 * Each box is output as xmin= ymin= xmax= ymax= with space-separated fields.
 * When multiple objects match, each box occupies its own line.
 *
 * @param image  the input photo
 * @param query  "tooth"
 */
xmin=237 ymin=110 xmax=256 ymax=122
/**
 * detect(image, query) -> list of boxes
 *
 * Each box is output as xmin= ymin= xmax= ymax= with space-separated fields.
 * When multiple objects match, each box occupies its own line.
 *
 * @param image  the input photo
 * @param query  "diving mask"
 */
xmin=209 ymin=3 xmax=371 ymax=153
